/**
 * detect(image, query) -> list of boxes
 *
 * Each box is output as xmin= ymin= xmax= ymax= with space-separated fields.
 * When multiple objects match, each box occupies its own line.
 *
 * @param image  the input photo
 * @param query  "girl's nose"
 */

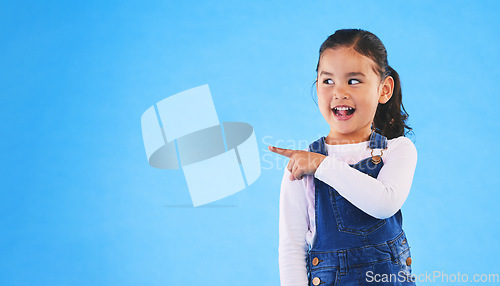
xmin=334 ymin=86 xmax=349 ymax=99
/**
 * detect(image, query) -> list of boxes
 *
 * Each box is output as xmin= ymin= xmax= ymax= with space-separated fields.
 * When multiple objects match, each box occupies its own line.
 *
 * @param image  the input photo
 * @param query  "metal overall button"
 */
xmin=369 ymin=147 xmax=387 ymax=164
xmin=312 ymin=257 xmax=322 ymax=266
xmin=406 ymin=257 xmax=412 ymax=266
xmin=312 ymin=277 xmax=323 ymax=285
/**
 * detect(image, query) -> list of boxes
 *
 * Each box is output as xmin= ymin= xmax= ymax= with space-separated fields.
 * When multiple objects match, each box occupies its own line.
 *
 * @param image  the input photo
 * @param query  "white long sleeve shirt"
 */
xmin=278 ymin=136 xmax=417 ymax=286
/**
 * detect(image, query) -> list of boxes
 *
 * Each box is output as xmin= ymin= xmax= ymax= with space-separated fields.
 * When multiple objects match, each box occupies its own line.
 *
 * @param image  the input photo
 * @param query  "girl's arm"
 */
xmin=313 ymin=136 xmax=417 ymax=219
xmin=279 ymin=165 xmax=310 ymax=286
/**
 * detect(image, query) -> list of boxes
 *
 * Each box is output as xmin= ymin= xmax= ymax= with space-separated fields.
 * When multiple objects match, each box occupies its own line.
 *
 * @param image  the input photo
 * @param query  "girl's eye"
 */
xmin=323 ymin=79 xmax=334 ymax=84
xmin=348 ymin=79 xmax=361 ymax=85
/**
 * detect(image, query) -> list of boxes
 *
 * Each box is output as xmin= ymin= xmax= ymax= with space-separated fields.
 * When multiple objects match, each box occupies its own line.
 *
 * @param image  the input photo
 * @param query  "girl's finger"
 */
xmin=287 ymin=158 xmax=295 ymax=173
xmin=296 ymin=171 xmax=305 ymax=180
xmin=290 ymin=163 xmax=299 ymax=181
xmin=268 ymin=146 xmax=295 ymax=158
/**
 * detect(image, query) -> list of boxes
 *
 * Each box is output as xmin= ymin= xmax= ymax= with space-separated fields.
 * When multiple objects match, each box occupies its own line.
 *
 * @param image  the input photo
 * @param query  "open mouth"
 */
xmin=332 ymin=106 xmax=355 ymax=120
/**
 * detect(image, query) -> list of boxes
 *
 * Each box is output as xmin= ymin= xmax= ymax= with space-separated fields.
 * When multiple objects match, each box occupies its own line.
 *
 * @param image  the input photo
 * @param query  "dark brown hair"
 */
xmin=315 ymin=29 xmax=412 ymax=139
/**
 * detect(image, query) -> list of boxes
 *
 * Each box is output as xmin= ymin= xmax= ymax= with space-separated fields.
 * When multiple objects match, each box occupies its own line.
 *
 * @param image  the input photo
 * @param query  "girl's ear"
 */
xmin=378 ymin=76 xmax=394 ymax=104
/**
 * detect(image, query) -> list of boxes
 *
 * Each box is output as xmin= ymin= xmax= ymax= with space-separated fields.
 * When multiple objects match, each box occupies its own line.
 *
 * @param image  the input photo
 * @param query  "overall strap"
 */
xmin=309 ymin=136 xmax=327 ymax=156
xmin=369 ymin=131 xmax=388 ymax=149
xmin=368 ymin=131 xmax=388 ymax=165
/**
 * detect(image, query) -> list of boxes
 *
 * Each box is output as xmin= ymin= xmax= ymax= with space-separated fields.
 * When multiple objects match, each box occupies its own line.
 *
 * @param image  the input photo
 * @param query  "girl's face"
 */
xmin=316 ymin=47 xmax=394 ymax=144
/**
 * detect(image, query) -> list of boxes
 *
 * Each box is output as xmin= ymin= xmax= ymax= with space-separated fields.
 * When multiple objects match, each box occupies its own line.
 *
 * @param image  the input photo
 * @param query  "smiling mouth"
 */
xmin=332 ymin=106 xmax=355 ymax=117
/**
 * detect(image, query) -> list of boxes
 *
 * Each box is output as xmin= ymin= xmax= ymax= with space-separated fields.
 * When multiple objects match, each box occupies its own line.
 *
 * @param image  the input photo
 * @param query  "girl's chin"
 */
xmin=328 ymin=124 xmax=372 ymax=139
xmin=329 ymin=117 xmax=355 ymax=127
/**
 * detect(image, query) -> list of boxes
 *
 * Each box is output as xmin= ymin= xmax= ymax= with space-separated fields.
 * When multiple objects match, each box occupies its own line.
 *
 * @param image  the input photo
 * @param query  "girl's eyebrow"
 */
xmin=319 ymin=71 xmax=366 ymax=77
xmin=346 ymin=72 xmax=366 ymax=77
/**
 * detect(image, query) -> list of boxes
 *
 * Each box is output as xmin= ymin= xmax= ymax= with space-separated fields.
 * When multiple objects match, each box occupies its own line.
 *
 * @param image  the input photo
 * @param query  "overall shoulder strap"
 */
xmin=309 ymin=136 xmax=327 ymax=155
xmin=369 ymin=131 xmax=388 ymax=149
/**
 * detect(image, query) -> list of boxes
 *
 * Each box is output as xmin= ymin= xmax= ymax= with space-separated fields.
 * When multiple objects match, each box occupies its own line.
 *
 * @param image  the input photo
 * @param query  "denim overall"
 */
xmin=306 ymin=131 xmax=415 ymax=286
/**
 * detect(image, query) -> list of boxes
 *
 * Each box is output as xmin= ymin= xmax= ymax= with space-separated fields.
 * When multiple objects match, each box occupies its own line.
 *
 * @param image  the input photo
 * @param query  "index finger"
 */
xmin=268 ymin=146 xmax=296 ymax=158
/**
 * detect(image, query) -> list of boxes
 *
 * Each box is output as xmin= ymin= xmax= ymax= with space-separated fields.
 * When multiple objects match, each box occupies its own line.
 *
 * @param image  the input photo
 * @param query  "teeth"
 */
xmin=333 ymin=106 xmax=354 ymax=110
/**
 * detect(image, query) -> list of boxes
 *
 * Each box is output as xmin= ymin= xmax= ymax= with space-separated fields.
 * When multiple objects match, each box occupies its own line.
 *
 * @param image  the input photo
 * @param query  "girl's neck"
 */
xmin=325 ymin=128 xmax=372 ymax=145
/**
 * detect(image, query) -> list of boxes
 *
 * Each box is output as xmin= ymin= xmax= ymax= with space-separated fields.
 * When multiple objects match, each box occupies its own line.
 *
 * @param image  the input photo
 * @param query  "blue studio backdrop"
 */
xmin=1 ymin=1 xmax=499 ymax=285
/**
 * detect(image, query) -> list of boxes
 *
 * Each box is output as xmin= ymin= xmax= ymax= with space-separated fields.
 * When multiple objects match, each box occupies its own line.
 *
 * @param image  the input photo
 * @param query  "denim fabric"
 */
xmin=306 ymin=131 xmax=416 ymax=286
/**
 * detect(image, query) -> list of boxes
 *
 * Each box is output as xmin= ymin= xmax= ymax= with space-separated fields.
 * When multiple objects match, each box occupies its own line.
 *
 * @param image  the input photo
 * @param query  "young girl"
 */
xmin=269 ymin=29 xmax=417 ymax=286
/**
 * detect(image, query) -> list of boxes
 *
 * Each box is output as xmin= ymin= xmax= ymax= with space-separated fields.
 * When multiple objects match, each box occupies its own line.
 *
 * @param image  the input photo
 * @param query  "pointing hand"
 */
xmin=268 ymin=146 xmax=326 ymax=181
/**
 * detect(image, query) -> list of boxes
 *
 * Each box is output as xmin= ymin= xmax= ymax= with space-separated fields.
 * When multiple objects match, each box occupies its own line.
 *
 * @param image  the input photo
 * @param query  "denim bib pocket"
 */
xmin=329 ymin=187 xmax=386 ymax=235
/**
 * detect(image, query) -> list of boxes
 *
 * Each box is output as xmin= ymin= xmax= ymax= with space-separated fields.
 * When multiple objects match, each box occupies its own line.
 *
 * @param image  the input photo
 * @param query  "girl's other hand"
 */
xmin=268 ymin=146 xmax=326 ymax=181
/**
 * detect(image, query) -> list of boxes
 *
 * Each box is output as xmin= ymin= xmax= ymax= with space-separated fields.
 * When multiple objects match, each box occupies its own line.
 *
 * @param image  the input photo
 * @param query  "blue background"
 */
xmin=1 ymin=0 xmax=499 ymax=285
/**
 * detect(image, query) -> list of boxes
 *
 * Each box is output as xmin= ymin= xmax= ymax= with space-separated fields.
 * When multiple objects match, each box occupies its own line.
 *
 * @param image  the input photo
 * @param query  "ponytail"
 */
xmin=373 ymin=66 xmax=412 ymax=139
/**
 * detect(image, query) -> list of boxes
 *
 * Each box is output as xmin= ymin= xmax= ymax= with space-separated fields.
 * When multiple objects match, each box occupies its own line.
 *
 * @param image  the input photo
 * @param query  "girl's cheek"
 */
xmin=318 ymin=90 xmax=332 ymax=101
xmin=318 ymin=97 xmax=330 ymax=109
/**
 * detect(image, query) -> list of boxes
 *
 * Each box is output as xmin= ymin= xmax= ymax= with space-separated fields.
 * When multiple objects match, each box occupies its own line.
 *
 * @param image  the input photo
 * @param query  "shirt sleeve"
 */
xmin=313 ymin=136 xmax=418 ymax=219
xmin=279 ymin=166 xmax=310 ymax=286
